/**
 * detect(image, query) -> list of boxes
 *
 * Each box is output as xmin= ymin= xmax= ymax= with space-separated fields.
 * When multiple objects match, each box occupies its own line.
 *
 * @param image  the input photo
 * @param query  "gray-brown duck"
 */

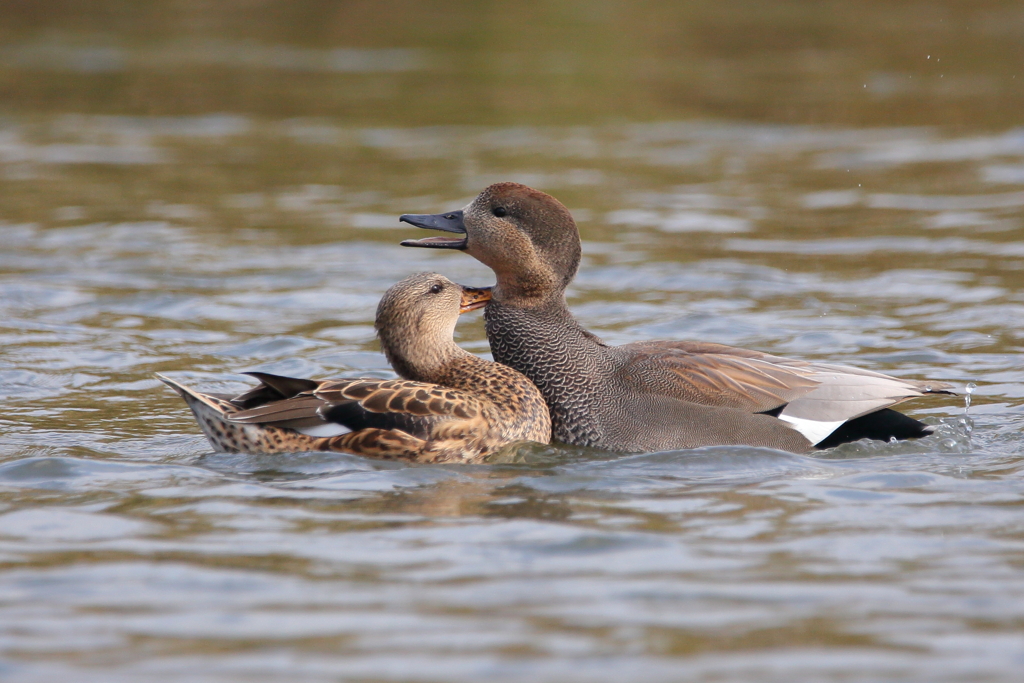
xmin=400 ymin=183 xmax=956 ymax=454
xmin=160 ymin=272 xmax=551 ymax=463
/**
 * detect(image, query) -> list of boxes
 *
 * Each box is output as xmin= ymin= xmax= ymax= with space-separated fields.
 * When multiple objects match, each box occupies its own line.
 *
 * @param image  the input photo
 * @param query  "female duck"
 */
xmin=159 ymin=273 xmax=551 ymax=463
xmin=400 ymin=183 xmax=956 ymax=454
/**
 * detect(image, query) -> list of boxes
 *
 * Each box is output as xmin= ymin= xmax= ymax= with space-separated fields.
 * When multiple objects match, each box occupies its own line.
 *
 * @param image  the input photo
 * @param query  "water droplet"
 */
xmin=964 ymin=382 xmax=977 ymax=413
xmin=889 ymin=436 xmax=898 ymax=444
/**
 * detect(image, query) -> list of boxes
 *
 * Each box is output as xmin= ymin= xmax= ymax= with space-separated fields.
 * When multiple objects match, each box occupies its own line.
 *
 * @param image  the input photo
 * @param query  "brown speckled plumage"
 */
xmin=161 ymin=273 xmax=550 ymax=463
xmin=401 ymin=183 xmax=957 ymax=453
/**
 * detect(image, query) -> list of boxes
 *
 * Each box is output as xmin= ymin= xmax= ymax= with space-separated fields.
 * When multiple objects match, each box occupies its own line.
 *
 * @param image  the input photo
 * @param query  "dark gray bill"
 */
xmin=399 ymin=210 xmax=468 ymax=249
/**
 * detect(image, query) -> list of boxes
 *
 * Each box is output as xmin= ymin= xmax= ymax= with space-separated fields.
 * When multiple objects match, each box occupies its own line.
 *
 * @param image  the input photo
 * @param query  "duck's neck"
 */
xmin=484 ymin=292 xmax=611 ymax=445
xmin=384 ymin=338 xmax=476 ymax=386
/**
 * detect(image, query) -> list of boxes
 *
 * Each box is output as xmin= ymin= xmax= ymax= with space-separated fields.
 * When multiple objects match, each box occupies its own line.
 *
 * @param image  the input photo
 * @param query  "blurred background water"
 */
xmin=2 ymin=2 xmax=1024 ymax=681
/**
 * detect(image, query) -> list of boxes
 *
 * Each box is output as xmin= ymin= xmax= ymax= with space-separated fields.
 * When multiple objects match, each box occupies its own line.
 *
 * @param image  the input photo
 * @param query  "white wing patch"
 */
xmin=296 ymin=423 xmax=352 ymax=438
xmin=778 ymin=415 xmax=845 ymax=446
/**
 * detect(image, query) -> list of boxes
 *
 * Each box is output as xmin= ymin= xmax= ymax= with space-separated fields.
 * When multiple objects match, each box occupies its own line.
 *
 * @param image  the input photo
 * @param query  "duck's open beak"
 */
xmin=459 ymin=285 xmax=492 ymax=313
xmin=399 ymin=210 xmax=468 ymax=250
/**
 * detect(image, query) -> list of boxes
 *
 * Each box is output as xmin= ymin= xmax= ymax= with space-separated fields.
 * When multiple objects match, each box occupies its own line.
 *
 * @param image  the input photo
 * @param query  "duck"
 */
xmin=399 ymin=182 xmax=957 ymax=454
xmin=158 ymin=272 xmax=551 ymax=463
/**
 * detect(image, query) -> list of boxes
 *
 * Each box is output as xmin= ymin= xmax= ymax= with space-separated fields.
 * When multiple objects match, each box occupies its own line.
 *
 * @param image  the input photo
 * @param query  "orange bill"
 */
xmin=459 ymin=286 xmax=492 ymax=313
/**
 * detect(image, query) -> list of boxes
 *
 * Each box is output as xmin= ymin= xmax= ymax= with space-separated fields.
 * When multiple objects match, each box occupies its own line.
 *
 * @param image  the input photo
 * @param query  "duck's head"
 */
xmin=400 ymin=183 xmax=581 ymax=303
xmin=375 ymin=272 xmax=491 ymax=379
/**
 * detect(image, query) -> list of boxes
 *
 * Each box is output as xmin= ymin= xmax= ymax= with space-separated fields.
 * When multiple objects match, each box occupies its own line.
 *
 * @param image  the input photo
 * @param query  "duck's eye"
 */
xmin=492 ymin=206 xmax=507 ymax=218
xmin=429 ymin=283 xmax=443 ymax=294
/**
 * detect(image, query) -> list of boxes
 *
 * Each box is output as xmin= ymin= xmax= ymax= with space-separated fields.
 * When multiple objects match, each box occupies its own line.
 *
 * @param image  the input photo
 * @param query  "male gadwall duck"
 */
xmin=159 ymin=272 xmax=551 ymax=463
xmin=400 ymin=183 xmax=956 ymax=454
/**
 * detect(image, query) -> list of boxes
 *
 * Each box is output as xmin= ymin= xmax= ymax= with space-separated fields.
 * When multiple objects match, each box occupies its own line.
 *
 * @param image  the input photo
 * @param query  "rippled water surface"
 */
xmin=2 ymin=2 xmax=1024 ymax=681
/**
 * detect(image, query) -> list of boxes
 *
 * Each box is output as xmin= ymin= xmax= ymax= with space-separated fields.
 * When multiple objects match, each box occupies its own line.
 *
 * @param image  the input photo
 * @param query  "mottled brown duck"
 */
xmin=159 ymin=272 xmax=551 ymax=463
xmin=400 ymin=183 xmax=957 ymax=454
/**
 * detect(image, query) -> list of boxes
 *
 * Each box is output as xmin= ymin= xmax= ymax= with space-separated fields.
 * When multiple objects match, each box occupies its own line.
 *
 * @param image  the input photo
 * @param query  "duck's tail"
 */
xmin=156 ymin=374 xmax=323 ymax=454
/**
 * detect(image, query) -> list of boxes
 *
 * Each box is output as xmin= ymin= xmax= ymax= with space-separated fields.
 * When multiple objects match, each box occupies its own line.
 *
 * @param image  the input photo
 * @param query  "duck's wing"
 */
xmin=217 ymin=372 xmax=337 ymax=435
xmin=228 ymin=372 xmax=321 ymax=409
xmin=778 ymin=360 xmax=957 ymax=421
xmin=227 ymin=374 xmax=483 ymax=440
xmin=621 ymin=340 xmax=957 ymax=445
xmin=314 ymin=378 xmax=483 ymax=438
xmin=621 ymin=341 xmax=821 ymax=412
